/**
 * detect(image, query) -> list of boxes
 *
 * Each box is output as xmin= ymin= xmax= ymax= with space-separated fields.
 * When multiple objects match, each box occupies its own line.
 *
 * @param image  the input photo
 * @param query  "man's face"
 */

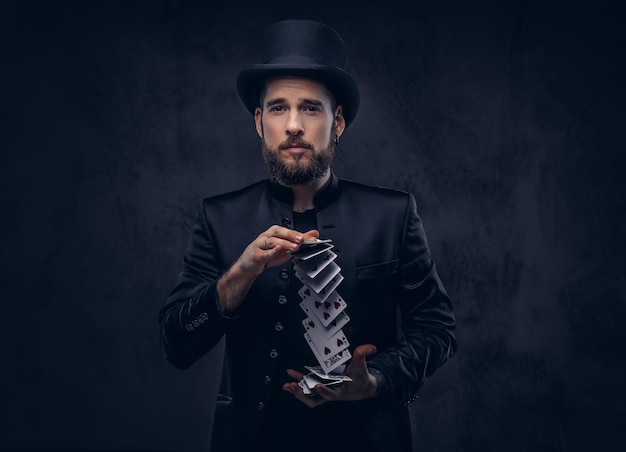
xmin=255 ymin=77 xmax=345 ymax=187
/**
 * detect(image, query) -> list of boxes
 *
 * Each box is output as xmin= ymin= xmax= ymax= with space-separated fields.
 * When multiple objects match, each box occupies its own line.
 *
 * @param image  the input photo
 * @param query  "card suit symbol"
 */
xmin=337 ymin=338 xmax=344 ymax=347
xmin=324 ymin=301 xmax=331 ymax=309
xmin=324 ymin=347 xmax=331 ymax=355
xmin=304 ymin=288 xmax=311 ymax=296
xmin=308 ymin=320 xmax=315 ymax=328
xmin=315 ymin=301 xmax=321 ymax=309
xmin=334 ymin=301 xmax=341 ymax=309
xmin=323 ymin=312 xmax=330 ymax=320
xmin=338 ymin=351 xmax=343 ymax=357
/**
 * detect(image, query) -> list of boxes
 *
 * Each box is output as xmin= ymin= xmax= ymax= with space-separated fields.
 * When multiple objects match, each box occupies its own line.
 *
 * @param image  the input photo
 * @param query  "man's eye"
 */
xmin=269 ymin=106 xmax=285 ymax=112
xmin=303 ymin=106 xmax=322 ymax=112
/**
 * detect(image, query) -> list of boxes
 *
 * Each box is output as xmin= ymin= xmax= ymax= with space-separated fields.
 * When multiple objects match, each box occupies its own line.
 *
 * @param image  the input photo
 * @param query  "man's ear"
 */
xmin=254 ymin=107 xmax=263 ymax=138
xmin=334 ymin=105 xmax=346 ymax=139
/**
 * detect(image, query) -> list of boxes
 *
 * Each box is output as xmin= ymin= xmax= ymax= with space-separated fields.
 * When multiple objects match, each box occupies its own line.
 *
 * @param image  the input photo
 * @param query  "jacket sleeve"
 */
xmin=158 ymin=201 xmax=235 ymax=369
xmin=367 ymin=193 xmax=457 ymax=406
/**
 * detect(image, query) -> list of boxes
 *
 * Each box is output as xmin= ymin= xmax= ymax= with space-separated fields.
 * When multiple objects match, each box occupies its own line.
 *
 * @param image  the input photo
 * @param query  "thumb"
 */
xmin=302 ymin=229 xmax=320 ymax=241
xmin=349 ymin=344 xmax=377 ymax=374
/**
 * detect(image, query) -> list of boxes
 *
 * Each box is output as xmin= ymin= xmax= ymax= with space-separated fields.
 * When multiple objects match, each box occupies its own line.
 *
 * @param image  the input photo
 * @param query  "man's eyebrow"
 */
xmin=265 ymin=98 xmax=286 ymax=108
xmin=265 ymin=98 xmax=325 ymax=108
xmin=300 ymin=98 xmax=324 ymax=106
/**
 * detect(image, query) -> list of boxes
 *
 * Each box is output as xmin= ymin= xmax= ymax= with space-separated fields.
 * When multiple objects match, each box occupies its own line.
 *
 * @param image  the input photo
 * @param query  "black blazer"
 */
xmin=159 ymin=173 xmax=456 ymax=451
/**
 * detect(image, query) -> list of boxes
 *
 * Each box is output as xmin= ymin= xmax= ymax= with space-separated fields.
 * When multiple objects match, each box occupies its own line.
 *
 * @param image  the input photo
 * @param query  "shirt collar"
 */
xmin=268 ymin=171 xmax=341 ymax=211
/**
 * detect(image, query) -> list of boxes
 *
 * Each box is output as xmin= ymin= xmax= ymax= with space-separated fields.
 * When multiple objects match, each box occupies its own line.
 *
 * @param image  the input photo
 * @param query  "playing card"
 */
xmin=302 ymin=373 xmax=345 ymax=389
xmin=312 ymin=272 xmax=344 ymax=301
xmin=299 ymin=287 xmax=347 ymax=326
xmin=295 ymin=272 xmax=344 ymax=303
xmin=305 ymin=332 xmax=352 ymax=374
xmin=297 ymin=365 xmax=352 ymax=397
xmin=294 ymin=248 xmax=336 ymax=272
xmin=294 ymin=260 xmax=341 ymax=293
xmin=306 ymin=324 xmax=350 ymax=359
xmin=302 ymin=311 xmax=350 ymax=340
xmin=293 ymin=249 xmax=337 ymax=279
xmin=292 ymin=236 xmax=353 ymax=378
xmin=290 ymin=239 xmax=333 ymax=260
xmin=298 ymin=378 xmax=316 ymax=395
xmin=304 ymin=365 xmax=352 ymax=382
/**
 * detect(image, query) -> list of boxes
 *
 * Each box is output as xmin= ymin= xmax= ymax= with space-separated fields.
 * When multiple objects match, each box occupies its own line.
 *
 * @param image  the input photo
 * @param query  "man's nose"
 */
xmin=286 ymin=111 xmax=304 ymax=135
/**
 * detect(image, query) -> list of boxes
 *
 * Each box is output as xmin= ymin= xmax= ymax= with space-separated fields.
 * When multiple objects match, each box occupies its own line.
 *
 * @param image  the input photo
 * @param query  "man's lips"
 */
xmin=281 ymin=143 xmax=311 ymax=153
xmin=285 ymin=147 xmax=308 ymax=153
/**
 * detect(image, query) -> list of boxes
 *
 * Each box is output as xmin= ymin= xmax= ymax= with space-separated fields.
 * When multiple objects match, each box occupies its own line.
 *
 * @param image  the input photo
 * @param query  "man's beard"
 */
xmin=262 ymin=135 xmax=335 ymax=186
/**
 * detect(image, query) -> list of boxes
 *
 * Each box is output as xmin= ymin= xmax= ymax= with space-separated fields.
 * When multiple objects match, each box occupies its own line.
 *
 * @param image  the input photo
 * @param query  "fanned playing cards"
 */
xmin=292 ymin=238 xmax=352 ymax=395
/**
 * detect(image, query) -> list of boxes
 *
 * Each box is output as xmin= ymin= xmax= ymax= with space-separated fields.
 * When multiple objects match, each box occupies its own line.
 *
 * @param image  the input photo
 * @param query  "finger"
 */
xmin=286 ymin=368 xmax=305 ymax=381
xmin=353 ymin=344 xmax=377 ymax=360
xmin=313 ymin=384 xmax=340 ymax=401
xmin=262 ymin=227 xmax=307 ymax=254
xmin=266 ymin=225 xmax=304 ymax=244
xmin=346 ymin=344 xmax=377 ymax=376
xmin=262 ymin=236 xmax=299 ymax=253
xmin=282 ymin=382 xmax=301 ymax=395
xmin=301 ymin=229 xmax=320 ymax=241
xmin=282 ymin=382 xmax=327 ymax=408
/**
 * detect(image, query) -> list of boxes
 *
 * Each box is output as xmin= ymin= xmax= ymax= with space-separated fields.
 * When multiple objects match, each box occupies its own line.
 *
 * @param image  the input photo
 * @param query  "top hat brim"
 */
xmin=237 ymin=64 xmax=360 ymax=126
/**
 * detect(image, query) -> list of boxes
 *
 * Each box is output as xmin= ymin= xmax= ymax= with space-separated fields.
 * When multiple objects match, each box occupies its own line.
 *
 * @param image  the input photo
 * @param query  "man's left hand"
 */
xmin=283 ymin=344 xmax=378 ymax=408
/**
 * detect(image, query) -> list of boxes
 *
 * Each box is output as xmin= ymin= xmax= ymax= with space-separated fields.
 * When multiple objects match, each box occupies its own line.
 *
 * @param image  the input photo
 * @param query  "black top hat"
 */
xmin=237 ymin=20 xmax=360 ymax=126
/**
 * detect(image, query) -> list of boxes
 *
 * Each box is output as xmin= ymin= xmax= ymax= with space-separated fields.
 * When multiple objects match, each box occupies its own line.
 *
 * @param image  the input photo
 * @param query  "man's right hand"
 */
xmin=239 ymin=225 xmax=318 ymax=276
xmin=216 ymin=226 xmax=319 ymax=314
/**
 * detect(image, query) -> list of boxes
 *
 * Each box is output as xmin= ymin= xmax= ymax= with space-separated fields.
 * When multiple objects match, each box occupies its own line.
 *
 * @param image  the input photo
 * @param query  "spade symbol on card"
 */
xmin=324 ymin=346 xmax=331 ymax=355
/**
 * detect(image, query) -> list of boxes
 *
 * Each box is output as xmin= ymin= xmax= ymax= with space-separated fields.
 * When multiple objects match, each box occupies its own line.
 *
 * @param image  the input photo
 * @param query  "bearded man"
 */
xmin=159 ymin=19 xmax=456 ymax=452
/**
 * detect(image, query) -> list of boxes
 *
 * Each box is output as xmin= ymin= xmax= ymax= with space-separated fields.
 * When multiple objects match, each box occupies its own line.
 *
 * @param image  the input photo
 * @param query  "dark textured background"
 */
xmin=1 ymin=0 xmax=625 ymax=451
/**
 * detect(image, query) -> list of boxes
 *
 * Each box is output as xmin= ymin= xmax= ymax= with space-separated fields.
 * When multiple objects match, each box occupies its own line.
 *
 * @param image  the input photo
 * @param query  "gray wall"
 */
xmin=1 ymin=1 xmax=624 ymax=451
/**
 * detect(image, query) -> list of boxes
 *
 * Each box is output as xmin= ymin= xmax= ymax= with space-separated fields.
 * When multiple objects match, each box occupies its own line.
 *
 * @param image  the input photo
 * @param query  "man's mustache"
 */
xmin=279 ymin=137 xmax=313 ymax=150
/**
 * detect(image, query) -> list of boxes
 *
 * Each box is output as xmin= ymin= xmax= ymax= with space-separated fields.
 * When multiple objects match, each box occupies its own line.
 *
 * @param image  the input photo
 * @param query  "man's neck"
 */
xmin=290 ymin=171 xmax=331 ymax=213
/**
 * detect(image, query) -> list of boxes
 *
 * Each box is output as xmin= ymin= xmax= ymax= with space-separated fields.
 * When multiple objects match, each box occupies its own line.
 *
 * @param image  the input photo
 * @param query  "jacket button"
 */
xmin=279 ymin=269 xmax=289 ymax=280
xmin=257 ymin=402 xmax=265 ymax=411
xmin=274 ymin=322 xmax=284 ymax=332
xmin=264 ymin=375 xmax=272 ymax=385
xmin=278 ymin=295 xmax=287 ymax=305
xmin=281 ymin=217 xmax=292 ymax=227
xmin=269 ymin=349 xmax=278 ymax=359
